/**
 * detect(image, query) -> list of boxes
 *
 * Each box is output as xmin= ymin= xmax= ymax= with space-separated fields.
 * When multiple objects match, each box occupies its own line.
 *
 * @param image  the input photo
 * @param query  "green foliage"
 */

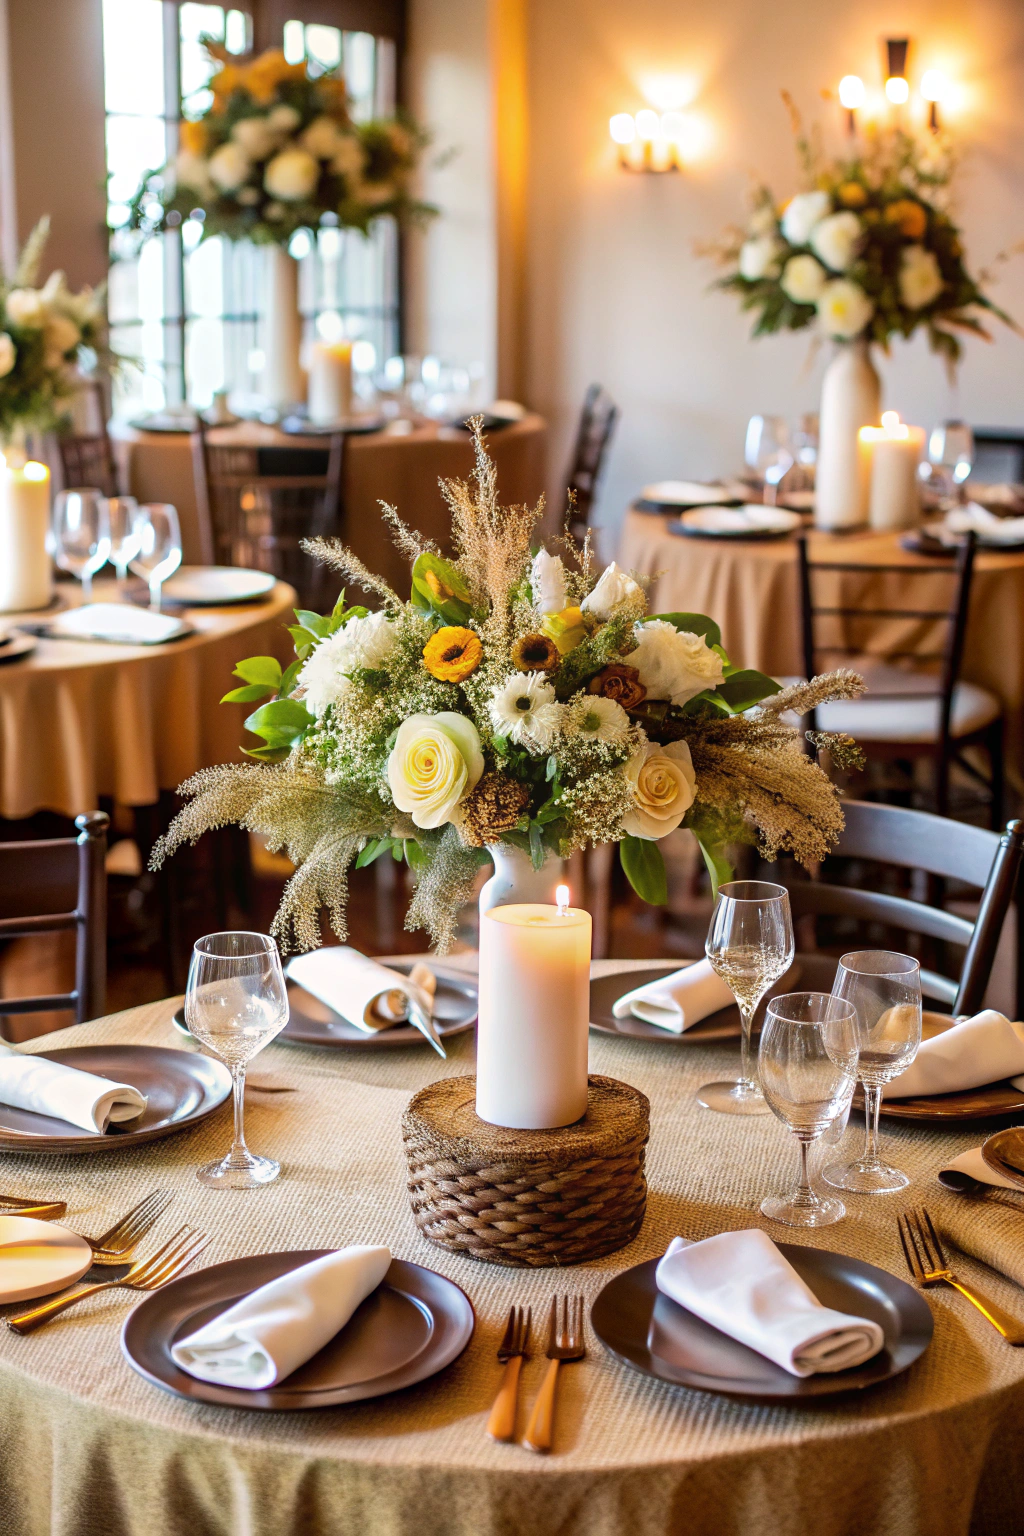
xmin=619 ymin=835 xmax=668 ymax=905
xmin=410 ymin=552 xmax=473 ymax=624
xmin=714 ymin=669 xmax=782 ymax=710
xmin=241 ymin=698 xmax=315 ymax=761
xmin=648 ymin=612 xmax=723 ymax=649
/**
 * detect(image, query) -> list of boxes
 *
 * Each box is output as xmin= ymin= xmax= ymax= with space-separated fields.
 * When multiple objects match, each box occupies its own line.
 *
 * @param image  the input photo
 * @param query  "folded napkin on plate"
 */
xmin=884 ymin=1010 xmax=1024 ymax=1099
xmin=0 ymin=1040 xmax=147 ymax=1133
xmin=171 ymin=1244 xmax=392 ymax=1389
xmin=944 ymin=503 xmax=1024 ymax=546
xmin=49 ymin=604 xmax=186 ymax=644
xmin=655 ymin=1231 xmax=884 ymax=1377
xmin=611 ymin=958 xmax=733 ymax=1033
xmin=286 ymin=946 xmax=444 ymax=1056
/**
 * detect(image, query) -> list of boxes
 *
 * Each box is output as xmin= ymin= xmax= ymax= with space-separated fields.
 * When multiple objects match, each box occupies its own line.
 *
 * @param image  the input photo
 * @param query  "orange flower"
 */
xmin=243 ymin=48 xmax=307 ymax=103
xmin=210 ymin=62 xmax=244 ymax=107
xmin=179 ymin=119 xmax=207 ymax=154
xmin=837 ymin=181 xmax=868 ymax=209
xmin=423 ymin=626 xmax=482 ymax=683
xmin=885 ymin=199 xmax=928 ymax=240
xmin=587 ymin=663 xmax=646 ymax=710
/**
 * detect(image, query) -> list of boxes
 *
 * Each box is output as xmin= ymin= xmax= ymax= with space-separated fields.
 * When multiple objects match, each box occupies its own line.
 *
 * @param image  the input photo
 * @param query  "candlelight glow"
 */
xmin=556 ymin=884 xmax=570 ymax=916
xmin=838 ymin=75 xmax=865 ymax=109
xmin=609 ymin=113 xmax=636 ymax=146
xmin=920 ymin=70 xmax=948 ymax=104
xmin=23 ymin=461 xmax=49 ymax=481
xmin=861 ymin=413 xmax=912 ymax=443
xmin=885 ymin=76 xmax=910 ymax=105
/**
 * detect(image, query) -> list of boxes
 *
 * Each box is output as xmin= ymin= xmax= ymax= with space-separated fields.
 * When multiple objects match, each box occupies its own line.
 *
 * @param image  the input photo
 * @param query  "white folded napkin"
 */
xmin=171 ymin=1244 xmax=392 ymax=1389
xmin=884 ymin=1010 xmax=1024 ymax=1099
xmin=49 ymin=604 xmax=186 ymax=644
xmin=944 ymin=503 xmax=1024 ymax=546
xmin=641 ymin=479 xmax=735 ymax=505
xmin=611 ymin=958 xmax=733 ymax=1033
xmin=940 ymin=1145 xmax=1022 ymax=1191
xmin=0 ymin=1040 xmax=147 ymax=1133
xmin=655 ymin=1231 xmax=884 ymax=1377
xmin=286 ymin=946 xmax=444 ymax=1055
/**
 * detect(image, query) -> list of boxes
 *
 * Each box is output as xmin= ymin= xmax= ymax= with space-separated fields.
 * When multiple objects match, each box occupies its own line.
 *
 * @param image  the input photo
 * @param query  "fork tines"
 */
xmin=547 ymin=1293 xmax=585 ymax=1355
xmin=130 ymin=1224 xmax=210 ymax=1288
xmin=897 ymin=1207 xmax=946 ymax=1282
xmin=499 ymin=1304 xmax=531 ymax=1358
xmin=95 ymin=1189 xmax=174 ymax=1253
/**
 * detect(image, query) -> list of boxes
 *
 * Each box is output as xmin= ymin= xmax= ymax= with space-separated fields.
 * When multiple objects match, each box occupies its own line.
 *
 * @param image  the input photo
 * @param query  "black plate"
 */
xmin=589 ymin=963 xmax=801 ymax=1043
xmin=122 ymin=1252 xmax=474 ymax=1409
xmin=592 ymin=1247 xmax=932 ymax=1402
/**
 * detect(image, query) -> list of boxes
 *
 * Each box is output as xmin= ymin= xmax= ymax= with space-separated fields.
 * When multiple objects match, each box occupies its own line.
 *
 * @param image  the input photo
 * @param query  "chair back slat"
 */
xmin=565 ymin=384 xmax=618 ymax=539
xmin=837 ymin=799 xmax=1001 ymax=887
xmin=786 ymin=882 xmax=974 ymax=948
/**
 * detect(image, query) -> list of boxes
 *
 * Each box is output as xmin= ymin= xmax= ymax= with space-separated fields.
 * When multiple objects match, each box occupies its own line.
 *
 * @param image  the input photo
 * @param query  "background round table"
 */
xmin=1 ymin=955 xmax=1023 ymax=1536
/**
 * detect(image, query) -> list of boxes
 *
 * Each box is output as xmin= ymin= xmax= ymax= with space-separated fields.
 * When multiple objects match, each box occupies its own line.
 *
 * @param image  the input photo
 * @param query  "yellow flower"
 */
xmin=211 ymin=62 xmax=244 ymax=107
xmin=837 ymin=181 xmax=868 ymax=209
xmin=511 ymin=633 xmax=560 ymax=673
xmin=540 ymin=605 xmax=588 ymax=656
xmin=885 ymin=199 xmax=928 ymax=240
xmin=180 ymin=119 xmax=207 ymax=154
xmin=243 ymin=49 xmax=307 ymax=104
xmin=422 ymin=626 xmax=482 ymax=682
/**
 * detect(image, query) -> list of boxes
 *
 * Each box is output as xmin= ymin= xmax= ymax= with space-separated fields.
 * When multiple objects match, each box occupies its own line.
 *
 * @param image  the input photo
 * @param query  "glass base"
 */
xmin=761 ymin=1191 xmax=846 ymax=1227
xmin=696 ymin=1080 xmax=772 ymax=1116
xmin=822 ymin=1159 xmax=909 ymax=1195
xmin=196 ymin=1150 xmax=280 ymax=1189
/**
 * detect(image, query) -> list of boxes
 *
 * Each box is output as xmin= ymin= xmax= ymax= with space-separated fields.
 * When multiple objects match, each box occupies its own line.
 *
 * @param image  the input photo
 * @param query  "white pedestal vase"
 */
xmin=478 ymin=843 xmax=565 ymax=923
xmin=814 ymin=338 xmax=881 ymax=531
xmin=261 ymin=245 xmax=305 ymax=413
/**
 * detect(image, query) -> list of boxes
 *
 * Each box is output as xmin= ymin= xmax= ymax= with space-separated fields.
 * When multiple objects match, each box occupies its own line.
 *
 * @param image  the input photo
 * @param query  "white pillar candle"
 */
xmin=861 ymin=413 xmax=926 ymax=531
xmin=476 ymin=894 xmax=592 ymax=1129
xmin=0 ymin=458 xmax=52 ymax=612
xmin=262 ymin=245 xmax=305 ymax=412
xmin=308 ymin=341 xmax=353 ymax=425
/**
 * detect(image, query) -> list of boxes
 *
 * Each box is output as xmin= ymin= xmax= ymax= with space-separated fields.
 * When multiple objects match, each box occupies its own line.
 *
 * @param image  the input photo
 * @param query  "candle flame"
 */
xmin=23 ymin=461 xmax=48 ymax=480
xmin=556 ymin=884 xmax=570 ymax=915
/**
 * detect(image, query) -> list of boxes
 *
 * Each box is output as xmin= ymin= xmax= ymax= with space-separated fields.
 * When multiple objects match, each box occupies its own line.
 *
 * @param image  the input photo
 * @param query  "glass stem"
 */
xmin=738 ymin=1005 xmax=757 ymax=1092
xmin=794 ymin=1134 xmax=815 ymax=1207
xmin=228 ymin=1065 xmax=250 ymax=1166
xmin=861 ymin=1081 xmax=883 ymax=1169
xmin=149 ymin=577 xmax=161 ymax=612
xmin=82 ymin=571 xmax=92 ymax=602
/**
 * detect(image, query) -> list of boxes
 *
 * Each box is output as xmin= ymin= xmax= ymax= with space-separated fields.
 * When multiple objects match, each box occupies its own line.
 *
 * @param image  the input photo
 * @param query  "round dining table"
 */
xmin=1 ymin=954 xmax=1022 ymax=1536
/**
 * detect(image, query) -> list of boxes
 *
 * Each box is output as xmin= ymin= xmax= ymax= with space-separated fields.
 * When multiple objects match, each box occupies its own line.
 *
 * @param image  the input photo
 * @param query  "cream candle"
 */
xmin=476 ymin=887 xmax=592 ymax=1129
xmin=861 ymin=412 xmax=925 ymax=531
xmin=308 ymin=340 xmax=353 ymax=425
xmin=0 ymin=457 xmax=52 ymax=612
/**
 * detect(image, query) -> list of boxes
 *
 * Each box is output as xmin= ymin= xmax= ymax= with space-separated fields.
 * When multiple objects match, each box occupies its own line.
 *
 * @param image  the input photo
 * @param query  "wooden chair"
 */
xmin=55 ymin=380 xmax=119 ymax=496
xmin=565 ymin=384 xmax=619 ymax=541
xmin=191 ymin=421 xmax=344 ymax=605
xmin=0 ymin=811 xmax=108 ymax=1035
xmin=779 ymin=800 xmax=1024 ymax=1017
xmin=798 ymin=531 xmax=1004 ymax=825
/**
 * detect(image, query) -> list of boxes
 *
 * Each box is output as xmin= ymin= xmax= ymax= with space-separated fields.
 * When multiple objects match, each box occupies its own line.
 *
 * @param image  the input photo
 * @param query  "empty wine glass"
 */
xmin=103 ymin=495 xmax=140 ymax=585
xmin=822 ymin=950 xmax=922 ymax=1195
xmin=52 ymin=489 xmax=110 ymax=601
xmin=758 ymin=992 xmax=857 ymax=1226
xmin=745 ymin=415 xmax=794 ymax=505
xmin=698 ymin=881 xmax=795 ymax=1115
xmin=129 ymin=502 xmax=182 ymax=610
xmin=185 ymin=932 xmax=290 ymax=1189
xmin=927 ymin=420 xmax=974 ymax=503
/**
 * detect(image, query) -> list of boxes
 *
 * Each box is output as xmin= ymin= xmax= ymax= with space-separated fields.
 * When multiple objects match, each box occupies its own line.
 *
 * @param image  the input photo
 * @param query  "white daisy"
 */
xmin=488 ymin=672 xmax=563 ymax=752
xmin=564 ymin=693 xmax=630 ymax=747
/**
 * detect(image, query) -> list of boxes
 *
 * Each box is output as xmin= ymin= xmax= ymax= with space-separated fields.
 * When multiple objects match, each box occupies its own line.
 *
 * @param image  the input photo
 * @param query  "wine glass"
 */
xmin=745 ymin=415 xmax=794 ymax=505
xmin=758 ymin=992 xmax=857 ymax=1226
xmin=184 ymin=932 xmax=290 ymax=1188
xmin=822 ymin=950 xmax=922 ymax=1194
xmin=698 ymin=881 xmax=795 ymax=1115
xmin=927 ymin=420 xmax=974 ymax=503
xmin=103 ymin=495 xmax=140 ymax=586
xmin=792 ymin=412 xmax=819 ymax=490
xmin=129 ymin=502 xmax=182 ymax=610
xmin=52 ymin=489 xmax=110 ymax=602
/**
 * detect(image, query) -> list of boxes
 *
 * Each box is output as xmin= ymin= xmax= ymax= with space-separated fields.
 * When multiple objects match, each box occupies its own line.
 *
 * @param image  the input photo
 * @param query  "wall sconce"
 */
xmin=838 ymin=74 xmax=865 ymax=136
xmin=610 ymin=110 xmax=686 ymax=171
xmin=920 ymin=69 xmax=949 ymax=132
xmin=838 ymin=43 xmax=954 ymax=136
xmin=884 ymin=38 xmax=910 ymax=104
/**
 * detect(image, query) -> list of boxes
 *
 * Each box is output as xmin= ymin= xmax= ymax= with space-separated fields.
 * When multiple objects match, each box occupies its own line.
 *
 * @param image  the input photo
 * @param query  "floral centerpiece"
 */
xmin=154 ymin=426 xmax=863 ymax=951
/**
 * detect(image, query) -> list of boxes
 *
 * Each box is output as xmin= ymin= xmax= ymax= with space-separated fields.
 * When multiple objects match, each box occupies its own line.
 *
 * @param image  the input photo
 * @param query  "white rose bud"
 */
xmin=301 ymin=115 xmax=344 ymax=159
xmin=810 ymin=211 xmax=862 ymax=273
xmin=899 ymin=245 xmax=944 ymax=310
xmin=44 ymin=314 xmax=80 ymax=357
xmin=780 ymin=190 xmax=831 ymax=246
xmin=581 ymin=561 xmax=643 ymax=622
xmin=622 ymin=739 xmax=697 ymax=839
xmin=0 ymin=333 xmax=16 ymax=377
xmin=530 ymin=548 xmax=567 ymax=615
xmin=208 ymin=141 xmax=252 ymax=194
xmin=780 ymin=253 xmax=827 ymax=304
xmin=629 ymin=619 xmax=725 ymax=707
xmin=386 ymin=712 xmax=484 ymax=830
xmin=739 ymin=236 xmax=782 ymax=281
xmin=331 ymin=137 xmax=365 ymax=180
xmin=266 ymin=104 xmax=301 ymax=134
xmin=264 ymin=147 xmax=320 ymax=202
xmin=815 ymin=278 xmax=875 ymax=340
xmin=5 ymin=289 xmax=46 ymax=328
xmin=231 ymin=116 xmax=280 ymax=162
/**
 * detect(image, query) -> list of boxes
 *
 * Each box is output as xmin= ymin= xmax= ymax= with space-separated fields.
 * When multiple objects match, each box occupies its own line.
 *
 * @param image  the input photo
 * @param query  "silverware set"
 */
xmin=897 ymin=1206 xmax=1024 ymax=1346
xmin=488 ymin=1295 xmax=586 ymax=1453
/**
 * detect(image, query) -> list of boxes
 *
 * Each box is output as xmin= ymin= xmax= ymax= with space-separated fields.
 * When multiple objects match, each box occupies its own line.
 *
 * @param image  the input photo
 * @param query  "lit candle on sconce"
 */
xmin=838 ymin=75 xmax=866 ymax=136
xmin=859 ymin=411 xmax=926 ymax=531
xmin=885 ymin=38 xmax=910 ymax=104
xmin=609 ymin=106 xmax=705 ymax=172
xmin=921 ymin=70 xmax=949 ymax=133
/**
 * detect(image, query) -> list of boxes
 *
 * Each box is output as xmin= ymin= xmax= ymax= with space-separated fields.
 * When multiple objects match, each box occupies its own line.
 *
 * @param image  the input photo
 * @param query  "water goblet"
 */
xmin=129 ymin=502 xmax=182 ymax=610
xmin=822 ymin=950 xmax=922 ymax=1195
xmin=103 ymin=495 xmax=140 ymax=585
xmin=185 ymin=932 xmax=290 ymax=1189
xmin=927 ymin=420 xmax=974 ymax=503
xmin=697 ymin=880 xmax=795 ymax=1115
xmin=745 ymin=415 xmax=793 ymax=505
xmin=758 ymin=992 xmax=858 ymax=1226
xmin=52 ymin=489 xmax=110 ymax=601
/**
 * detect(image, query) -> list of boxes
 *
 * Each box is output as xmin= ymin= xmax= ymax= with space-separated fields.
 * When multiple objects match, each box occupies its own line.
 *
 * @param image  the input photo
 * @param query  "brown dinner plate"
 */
xmin=0 ymin=1046 xmax=231 ymax=1153
xmin=868 ymin=1012 xmax=1024 ymax=1122
xmin=592 ymin=1246 xmax=932 ymax=1403
xmin=121 ymin=1252 xmax=475 ymax=1409
xmin=589 ymin=963 xmax=802 ymax=1044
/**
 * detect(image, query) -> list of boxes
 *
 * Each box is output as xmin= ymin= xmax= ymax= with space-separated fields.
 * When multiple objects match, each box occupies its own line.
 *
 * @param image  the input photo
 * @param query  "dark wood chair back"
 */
xmin=0 ymin=812 xmax=108 ymax=1031
xmin=565 ymin=384 xmax=619 ymax=541
xmin=191 ymin=422 xmax=344 ymax=606
xmin=56 ymin=380 xmax=119 ymax=496
xmin=782 ymin=799 xmax=1024 ymax=1015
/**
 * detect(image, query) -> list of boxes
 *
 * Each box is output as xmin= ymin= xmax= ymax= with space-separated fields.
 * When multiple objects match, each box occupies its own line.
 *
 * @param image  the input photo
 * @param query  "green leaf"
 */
xmin=243 ymin=698 xmax=314 ymax=744
xmin=491 ymin=734 xmax=509 ymax=757
xmin=286 ymin=625 xmax=316 ymax=657
xmin=695 ymin=835 xmax=733 ymax=900
xmin=355 ymin=838 xmax=393 ymax=869
xmin=619 ymin=835 xmax=668 ymax=905
xmin=404 ymin=839 xmax=427 ymax=870
xmin=221 ymin=682 xmax=277 ymax=704
xmin=294 ymin=609 xmax=331 ymax=639
xmin=647 ymin=612 xmax=722 ymax=650
xmin=278 ymin=659 xmax=302 ymax=697
xmin=232 ymin=655 xmax=282 ymax=687
xmin=243 ymin=744 xmax=292 ymax=762
xmin=714 ymin=669 xmax=782 ymax=711
xmin=545 ymin=755 xmax=558 ymax=781
xmin=528 ymin=820 xmax=545 ymax=870
xmin=410 ymin=551 xmax=473 ymax=624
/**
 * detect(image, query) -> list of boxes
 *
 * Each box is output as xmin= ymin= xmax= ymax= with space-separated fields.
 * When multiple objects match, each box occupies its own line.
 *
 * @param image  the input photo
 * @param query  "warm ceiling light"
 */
xmin=838 ymin=75 xmax=866 ymax=109
xmin=609 ymin=113 xmax=636 ymax=145
xmin=634 ymin=109 xmax=660 ymax=142
xmin=885 ymin=75 xmax=910 ymax=104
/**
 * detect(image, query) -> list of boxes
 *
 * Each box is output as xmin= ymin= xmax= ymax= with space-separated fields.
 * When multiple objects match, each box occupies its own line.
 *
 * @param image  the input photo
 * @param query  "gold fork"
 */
xmin=523 ymin=1296 xmax=585 ymax=1454
xmin=6 ymin=1224 xmax=209 ymax=1333
xmin=0 ymin=1194 xmax=67 ymax=1220
xmin=486 ymin=1304 xmax=531 ymax=1442
xmin=897 ymin=1207 xmax=1024 ymax=1345
xmin=77 ymin=1190 xmax=174 ymax=1264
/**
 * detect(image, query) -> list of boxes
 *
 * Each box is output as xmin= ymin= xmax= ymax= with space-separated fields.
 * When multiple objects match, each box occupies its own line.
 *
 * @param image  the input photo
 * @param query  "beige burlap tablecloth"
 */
xmin=2 ymin=955 xmax=1024 ymax=1536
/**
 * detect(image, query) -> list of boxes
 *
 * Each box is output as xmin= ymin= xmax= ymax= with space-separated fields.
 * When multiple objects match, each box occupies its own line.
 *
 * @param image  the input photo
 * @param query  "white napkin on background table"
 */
xmin=944 ymin=503 xmax=1024 ymax=546
xmin=0 ymin=1041 xmax=147 ymax=1133
xmin=611 ymin=958 xmax=733 ymax=1033
xmin=655 ymin=1231 xmax=884 ymax=1378
xmin=286 ymin=946 xmax=443 ymax=1054
xmin=48 ymin=604 xmax=187 ymax=644
xmin=884 ymin=1011 xmax=1024 ymax=1099
xmin=171 ymin=1245 xmax=392 ymax=1389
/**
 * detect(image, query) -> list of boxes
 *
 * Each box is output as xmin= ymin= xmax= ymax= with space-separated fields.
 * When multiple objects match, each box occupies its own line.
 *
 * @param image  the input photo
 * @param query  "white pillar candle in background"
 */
xmin=476 ymin=892 xmax=592 ymax=1129
xmin=262 ymin=245 xmax=305 ymax=412
xmin=308 ymin=341 xmax=353 ymax=425
xmin=0 ymin=458 xmax=52 ymax=612
xmin=861 ymin=413 xmax=926 ymax=531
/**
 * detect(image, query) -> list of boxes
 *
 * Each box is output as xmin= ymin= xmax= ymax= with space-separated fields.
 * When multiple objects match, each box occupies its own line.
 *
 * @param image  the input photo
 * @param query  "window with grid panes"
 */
xmin=103 ymin=1 xmax=400 ymax=416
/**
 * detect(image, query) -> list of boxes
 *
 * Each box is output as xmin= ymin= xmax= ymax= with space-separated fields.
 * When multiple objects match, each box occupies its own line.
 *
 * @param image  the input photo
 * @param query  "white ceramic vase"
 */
xmin=478 ymin=843 xmax=565 ymax=923
xmin=814 ymin=337 xmax=881 ymax=531
xmin=262 ymin=245 xmax=304 ymax=413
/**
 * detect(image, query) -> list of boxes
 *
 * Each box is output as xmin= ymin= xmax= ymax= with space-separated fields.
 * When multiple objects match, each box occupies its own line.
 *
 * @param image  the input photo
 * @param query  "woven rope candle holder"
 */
xmin=402 ymin=1074 xmax=650 ymax=1268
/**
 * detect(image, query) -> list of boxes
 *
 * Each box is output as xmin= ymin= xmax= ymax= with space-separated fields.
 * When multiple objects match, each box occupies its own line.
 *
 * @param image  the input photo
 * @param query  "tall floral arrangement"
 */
xmin=126 ymin=42 xmax=433 ymax=247
xmin=154 ymin=426 xmax=863 ymax=951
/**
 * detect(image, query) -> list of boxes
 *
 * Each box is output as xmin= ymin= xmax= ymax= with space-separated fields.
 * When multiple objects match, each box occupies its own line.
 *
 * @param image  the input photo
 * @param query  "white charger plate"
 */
xmin=675 ymin=506 xmax=801 ymax=539
xmin=0 ymin=1214 xmax=93 ymax=1302
xmin=162 ymin=567 xmax=277 ymax=605
xmin=641 ymin=480 xmax=738 ymax=506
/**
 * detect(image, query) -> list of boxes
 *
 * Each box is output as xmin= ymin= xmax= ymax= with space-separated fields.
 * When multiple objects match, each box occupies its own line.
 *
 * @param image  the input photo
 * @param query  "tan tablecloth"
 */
xmin=0 ymin=579 xmax=296 ymax=818
xmin=2 ymin=955 xmax=1024 ymax=1536
xmin=112 ymin=417 xmax=549 ymax=585
xmin=618 ymin=509 xmax=1024 ymax=776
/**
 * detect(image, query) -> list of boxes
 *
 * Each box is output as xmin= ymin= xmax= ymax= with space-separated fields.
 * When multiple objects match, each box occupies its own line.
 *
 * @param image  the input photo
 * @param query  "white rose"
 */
xmin=810 ymin=211 xmax=862 ymax=273
xmin=174 ymin=149 xmax=212 ymax=195
xmin=622 ymin=738 xmax=697 ymax=839
xmin=331 ymin=137 xmax=365 ymax=180
xmin=44 ymin=314 xmax=80 ymax=359
xmin=301 ymin=115 xmax=344 ymax=159
xmin=298 ymin=610 xmax=398 ymax=717
xmin=264 ymin=148 xmax=320 ymax=202
xmin=353 ymin=178 xmax=394 ymax=207
xmin=747 ymin=203 xmax=778 ymax=237
xmin=816 ymin=279 xmax=874 ymax=340
xmin=266 ymin=104 xmax=301 ymax=134
xmin=780 ymin=190 xmax=831 ymax=247
xmin=0 ymin=333 xmax=15 ymax=378
xmin=780 ymin=253 xmax=827 ymax=304
xmin=208 ymin=141 xmax=252 ymax=193
xmin=5 ymin=288 xmax=46 ymax=328
xmin=531 ymin=548 xmax=567 ymax=615
xmin=899 ymin=245 xmax=944 ymax=310
xmin=629 ymin=619 xmax=725 ymax=707
xmin=231 ymin=116 xmax=280 ymax=161
xmin=739 ymin=236 xmax=782 ymax=281
xmin=387 ymin=712 xmax=484 ymax=830
xmin=581 ymin=561 xmax=643 ymax=622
